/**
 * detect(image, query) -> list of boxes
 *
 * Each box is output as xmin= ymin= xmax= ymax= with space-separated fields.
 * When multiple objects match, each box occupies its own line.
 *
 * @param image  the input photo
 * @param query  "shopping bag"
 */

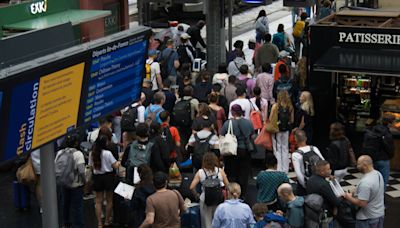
xmin=266 ymin=109 xmax=279 ymax=134
xmin=219 ymin=120 xmax=238 ymax=156
xmin=169 ymin=162 xmax=181 ymax=179
xmin=16 ymin=157 xmax=37 ymax=185
xmin=255 ymin=123 xmax=273 ymax=151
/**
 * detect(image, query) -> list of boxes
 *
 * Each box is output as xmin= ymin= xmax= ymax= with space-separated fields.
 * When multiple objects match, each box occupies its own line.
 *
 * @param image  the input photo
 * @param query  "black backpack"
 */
xmin=192 ymin=133 xmax=214 ymax=170
xmin=278 ymin=106 xmax=291 ymax=132
xmin=295 ymin=146 xmax=322 ymax=179
xmin=363 ymin=126 xmax=395 ymax=160
xmin=159 ymin=50 xmax=174 ymax=79
xmin=161 ymin=127 xmax=175 ymax=160
xmin=121 ymin=106 xmax=138 ymax=132
xmin=177 ymin=44 xmax=194 ymax=65
xmin=330 ymin=140 xmax=350 ymax=170
xmin=203 ymin=168 xmax=224 ymax=206
xmin=173 ymin=99 xmax=192 ymax=127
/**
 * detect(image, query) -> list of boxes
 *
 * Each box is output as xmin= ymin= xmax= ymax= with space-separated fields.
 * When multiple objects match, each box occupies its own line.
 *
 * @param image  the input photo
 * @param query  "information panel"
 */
xmin=5 ymin=63 xmax=85 ymax=159
xmin=83 ymin=37 xmax=146 ymax=123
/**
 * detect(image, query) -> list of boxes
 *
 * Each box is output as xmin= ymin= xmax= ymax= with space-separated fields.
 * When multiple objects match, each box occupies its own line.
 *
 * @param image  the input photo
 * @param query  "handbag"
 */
xmin=219 ymin=120 xmax=238 ymax=156
xmin=255 ymin=122 xmax=273 ymax=151
xmin=16 ymin=157 xmax=37 ymax=185
xmin=266 ymin=106 xmax=279 ymax=134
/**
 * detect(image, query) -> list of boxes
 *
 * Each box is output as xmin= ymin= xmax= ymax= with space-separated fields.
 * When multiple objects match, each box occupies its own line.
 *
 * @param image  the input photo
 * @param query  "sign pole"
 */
xmin=228 ymin=0 xmax=233 ymax=52
xmin=40 ymin=143 xmax=59 ymax=228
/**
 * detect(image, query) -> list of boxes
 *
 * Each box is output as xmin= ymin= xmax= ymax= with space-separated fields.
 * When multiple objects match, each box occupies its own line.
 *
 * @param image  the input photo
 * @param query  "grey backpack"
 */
xmin=304 ymin=194 xmax=325 ymax=228
xmin=55 ymin=148 xmax=76 ymax=188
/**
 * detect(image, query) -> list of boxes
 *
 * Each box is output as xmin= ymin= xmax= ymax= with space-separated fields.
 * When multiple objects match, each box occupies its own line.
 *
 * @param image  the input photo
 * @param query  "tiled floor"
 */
xmin=285 ymin=168 xmax=400 ymax=198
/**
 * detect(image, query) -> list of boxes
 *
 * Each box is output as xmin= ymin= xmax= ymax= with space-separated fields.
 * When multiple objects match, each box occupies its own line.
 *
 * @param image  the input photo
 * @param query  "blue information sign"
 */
xmin=83 ymin=38 xmax=147 ymax=123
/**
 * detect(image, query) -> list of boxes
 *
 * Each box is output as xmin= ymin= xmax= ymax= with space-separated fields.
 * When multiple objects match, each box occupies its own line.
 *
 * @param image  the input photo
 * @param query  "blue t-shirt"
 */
xmin=158 ymin=48 xmax=179 ymax=77
xmin=256 ymin=170 xmax=289 ymax=203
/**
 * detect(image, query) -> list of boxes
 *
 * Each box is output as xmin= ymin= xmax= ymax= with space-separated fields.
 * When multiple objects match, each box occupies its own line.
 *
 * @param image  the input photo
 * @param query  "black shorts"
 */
xmin=92 ymin=172 xmax=115 ymax=192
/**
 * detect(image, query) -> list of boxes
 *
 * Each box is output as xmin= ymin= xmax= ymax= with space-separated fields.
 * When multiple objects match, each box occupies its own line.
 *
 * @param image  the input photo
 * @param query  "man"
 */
xmin=292 ymin=129 xmax=324 ymax=195
xmin=212 ymin=183 xmax=255 ymax=228
xmin=142 ymin=80 xmax=154 ymax=107
xmin=122 ymin=92 xmax=146 ymax=124
xmin=212 ymin=83 xmax=229 ymax=116
xmin=160 ymin=111 xmax=181 ymax=161
xmin=223 ymin=75 xmax=238 ymax=104
xmin=193 ymin=70 xmax=212 ymax=103
xmin=255 ymin=33 xmax=279 ymax=69
xmin=228 ymin=50 xmax=249 ymax=77
xmin=177 ymin=33 xmax=196 ymax=67
xmin=306 ymin=160 xmax=342 ymax=222
xmin=87 ymin=116 xmax=119 ymax=144
xmin=157 ymin=39 xmax=180 ymax=85
xmin=174 ymin=86 xmax=199 ymax=143
xmin=187 ymin=20 xmax=206 ymax=50
xmin=272 ymin=64 xmax=297 ymax=102
xmin=343 ymin=155 xmax=385 ymax=228
xmin=228 ymin=86 xmax=252 ymax=120
xmin=277 ymin=183 xmax=304 ymax=228
xmin=255 ymin=63 xmax=275 ymax=104
xmin=161 ymin=79 xmax=176 ymax=114
xmin=273 ymin=51 xmax=290 ymax=81
xmin=146 ymin=50 xmax=162 ymax=92
xmin=362 ymin=114 xmax=395 ymax=190
xmin=243 ymin=38 xmax=256 ymax=66
xmin=140 ymin=172 xmax=186 ymax=228
xmin=144 ymin=92 xmax=165 ymax=124
xmin=227 ymin=40 xmax=244 ymax=63
xmin=292 ymin=12 xmax=308 ymax=58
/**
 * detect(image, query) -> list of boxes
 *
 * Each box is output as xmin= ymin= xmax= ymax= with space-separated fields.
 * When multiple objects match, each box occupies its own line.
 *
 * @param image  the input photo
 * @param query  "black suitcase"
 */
xmin=13 ymin=181 xmax=30 ymax=210
xmin=177 ymin=173 xmax=198 ymax=202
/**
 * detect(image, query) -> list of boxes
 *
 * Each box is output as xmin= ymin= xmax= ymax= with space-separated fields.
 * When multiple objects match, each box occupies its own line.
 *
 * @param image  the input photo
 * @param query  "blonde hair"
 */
xmin=277 ymin=90 xmax=293 ymax=112
xmin=227 ymin=182 xmax=241 ymax=199
xmin=296 ymin=57 xmax=307 ymax=89
xmin=300 ymin=91 xmax=315 ymax=116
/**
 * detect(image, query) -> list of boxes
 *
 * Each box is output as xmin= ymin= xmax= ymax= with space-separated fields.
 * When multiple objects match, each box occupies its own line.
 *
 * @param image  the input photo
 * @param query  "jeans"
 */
xmin=63 ymin=186 xmax=84 ymax=228
xmin=374 ymin=160 xmax=390 ymax=191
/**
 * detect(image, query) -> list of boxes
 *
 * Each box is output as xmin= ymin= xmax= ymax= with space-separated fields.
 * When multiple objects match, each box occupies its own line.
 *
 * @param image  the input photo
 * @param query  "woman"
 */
xmin=269 ymin=90 xmax=294 ymax=173
xmin=130 ymin=164 xmax=155 ymax=228
xmin=255 ymin=10 xmax=269 ymax=44
xmin=272 ymin=24 xmax=293 ymax=52
xmin=211 ymin=182 xmax=255 ymax=227
xmin=220 ymin=104 xmax=254 ymax=197
xmin=192 ymin=103 xmax=216 ymax=132
xmin=250 ymin=86 xmax=269 ymax=123
xmin=208 ymin=93 xmax=226 ymax=135
xmin=293 ymin=91 xmax=314 ymax=144
xmin=190 ymin=153 xmax=229 ymax=228
xmin=89 ymin=134 xmax=120 ymax=228
xmin=324 ymin=122 xmax=352 ymax=182
xmin=98 ymin=126 xmax=119 ymax=160
xmin=256 ymin=153 xmax=289 ymax=211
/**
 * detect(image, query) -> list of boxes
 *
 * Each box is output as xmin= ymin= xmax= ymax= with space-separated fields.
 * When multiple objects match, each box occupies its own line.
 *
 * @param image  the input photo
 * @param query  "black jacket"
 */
xmin=324 ymin=139 xmax=350 ymax=171
xmin=187 ymin=25 xmax=206 ymax=49
xmin=363 ymin=124 xmax=394 ymax=161
xmin=306 ymin=175 xmax=342 ymax=216
xmin=131 ymin=184 xmax=156 ymax=228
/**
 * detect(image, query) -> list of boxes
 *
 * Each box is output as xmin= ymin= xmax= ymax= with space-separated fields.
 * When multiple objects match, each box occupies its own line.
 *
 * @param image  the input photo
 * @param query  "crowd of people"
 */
xmin=14 ymin=7 xmax=394 ymax=228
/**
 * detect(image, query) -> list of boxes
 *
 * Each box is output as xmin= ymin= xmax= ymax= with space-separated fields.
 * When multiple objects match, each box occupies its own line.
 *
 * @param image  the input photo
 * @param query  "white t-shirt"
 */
xmin=89 ymin=149 xmax=117 ymax=175
xmin=188 ymin=130 xmax=219 ymax=148
xmin=146 ymin=59 xmax=161 ymax=91
xmin=122 ymin=102 xmax=145 ymax=123
xmin=292 ymin=145 xmax=324 ymax=188
xmin=56 ymin=149 xmax=86 ymax=187
xmin=228 ymin=98 xmax=252 ymax=120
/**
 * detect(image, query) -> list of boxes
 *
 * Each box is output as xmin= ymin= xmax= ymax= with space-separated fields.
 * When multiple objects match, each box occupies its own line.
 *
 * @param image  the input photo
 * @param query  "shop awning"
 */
xmin=3 ymin=9 xmax=111 ymax=30
xmin=313 ymin=47 xmax=400 ymax=76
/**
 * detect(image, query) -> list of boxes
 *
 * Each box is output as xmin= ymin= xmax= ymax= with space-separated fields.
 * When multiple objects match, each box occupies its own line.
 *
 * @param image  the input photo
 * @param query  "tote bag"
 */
xmin=16 ymin=157 xmax=37 ymax=185
xmin=219 ymin=120 xmax=238 ymax=156
xmin=255 ymin=122 xmax=273 ymax=151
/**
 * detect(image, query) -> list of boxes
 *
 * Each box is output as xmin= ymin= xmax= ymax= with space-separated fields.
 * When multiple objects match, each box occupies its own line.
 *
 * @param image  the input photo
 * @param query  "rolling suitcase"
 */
xmin=13 ymin=181 xmax=30 ymax=210
xmin=178 ymin=173 xmax=198 ymax=202
xmin=181 ymin=204 xmax=201 ymax=228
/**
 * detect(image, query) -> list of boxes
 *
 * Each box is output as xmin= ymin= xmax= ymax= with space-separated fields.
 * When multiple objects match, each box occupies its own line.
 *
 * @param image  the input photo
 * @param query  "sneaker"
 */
xmin=39 ymin=207 xmax=43 ymax=214
xmin=83 ymin=194 xmax=95 ymax=200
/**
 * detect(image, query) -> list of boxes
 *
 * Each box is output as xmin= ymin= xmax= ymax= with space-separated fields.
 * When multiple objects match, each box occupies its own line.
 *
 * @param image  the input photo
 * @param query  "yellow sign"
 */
xmin=32 ymin=62 xmax=85 ymax=147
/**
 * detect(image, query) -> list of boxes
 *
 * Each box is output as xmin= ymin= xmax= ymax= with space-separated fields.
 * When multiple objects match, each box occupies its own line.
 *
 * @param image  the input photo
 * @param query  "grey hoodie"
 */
xmin=286 ymin=196 xmax=305 ymax=228
xmin=228 ymin=57 xmax=249 ymax=77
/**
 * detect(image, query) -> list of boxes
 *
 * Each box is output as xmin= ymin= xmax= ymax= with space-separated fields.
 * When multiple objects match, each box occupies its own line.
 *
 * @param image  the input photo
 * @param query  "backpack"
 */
xmin=276 ymin=78 xmax=293 ymax=97
xmin=194 ymin=84 xmax=211 ymax=103
xmin=55 ymin=148 xmax=77 ymax=188
xmin=192 ymin=133 xmax=214 ymax=170
xmin=295 ymin=146 xmax=322 ymax=179
xmin=292 ymin=20 xmax=306 ymax=38
xmin=272 ymin=33 xmax=285 ymax=51
xmin=146 ymin=105 xmax=163 ymax=124
xmin=202 ymin=168 xmax=223 ymax=206
xmin=121 ymin=106 xmax=138 ymax=132
xmin=363 ymin=126 xmax=394 ymax=160
xmin=173 ymin=99 xmax=192 ymax=127
xmin=330 ymin=140 xmax=350 ymax=170
xmin=249 ymin=99 xmax=263 ymax=130
xmin=304 ymin=194 xmax=325 ymax=227
xmin=161 ymin=126 xmax=175 ymax=160
xmin=125 ymin=141 xmax=154 ymax=184
xmin=145 ymin=61 xmax=153 ymax=80
xmin=159 ymin=50 xmax=174 ymax=79
xmin=238 ymin=77 xmax=251 ymax=96
xmin=277 ymin=106 xmax=291 ymax=132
